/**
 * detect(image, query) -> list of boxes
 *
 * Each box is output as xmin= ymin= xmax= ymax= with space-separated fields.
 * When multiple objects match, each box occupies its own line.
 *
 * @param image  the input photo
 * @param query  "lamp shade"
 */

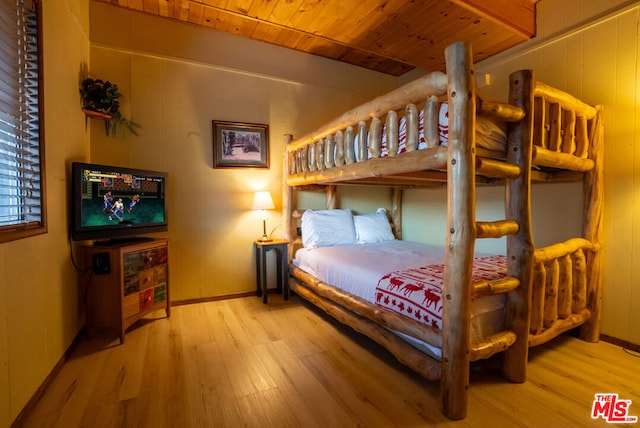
xmin=252 ymin=191 xmax=274 ymax=210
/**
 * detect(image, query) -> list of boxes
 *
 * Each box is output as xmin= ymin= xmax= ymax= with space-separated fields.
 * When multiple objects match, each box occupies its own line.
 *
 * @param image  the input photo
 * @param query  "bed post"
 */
xmin=440 ymin=41 xmax=476 ymax=421
xmin=283 ymin=134 xmax=295 ymax=262
xmin=392 ymin=187 xmax=402 ymax=239
xmin=326 ymin=185 xmax=337 ymax=209
xmin=579 ymin=105 xmax=604 ymax=342
xmin=503 ymin=70 xmax=535 ymax=383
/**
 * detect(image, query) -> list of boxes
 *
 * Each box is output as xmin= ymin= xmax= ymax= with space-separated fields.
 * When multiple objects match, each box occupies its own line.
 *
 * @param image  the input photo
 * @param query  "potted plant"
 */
xmin=80 ymin=78 xmax=140 ymax=137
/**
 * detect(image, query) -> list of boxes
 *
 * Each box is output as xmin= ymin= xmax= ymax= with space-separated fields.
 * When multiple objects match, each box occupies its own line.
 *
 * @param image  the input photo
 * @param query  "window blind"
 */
xmin=0 ymin=0 xmax=46 ymax=242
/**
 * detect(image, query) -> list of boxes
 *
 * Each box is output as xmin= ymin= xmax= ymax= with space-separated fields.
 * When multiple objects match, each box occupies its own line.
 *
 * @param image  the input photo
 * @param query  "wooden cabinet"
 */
xmin=84 ymin=239 xmax=170 ymax=344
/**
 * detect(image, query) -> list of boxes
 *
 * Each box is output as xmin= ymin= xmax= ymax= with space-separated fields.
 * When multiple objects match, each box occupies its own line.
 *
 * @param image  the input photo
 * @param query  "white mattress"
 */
xmin=293 ymin=240 xmax=506 ymax=359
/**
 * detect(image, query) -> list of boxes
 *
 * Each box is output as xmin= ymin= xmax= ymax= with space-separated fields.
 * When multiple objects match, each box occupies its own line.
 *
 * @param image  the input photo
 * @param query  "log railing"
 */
xmin=287 ymin=71 xmax=448 ymax=177
xmin=286 ymin=74 xmax=601 ymax=188
xmin=529 ymin=238 xmax=600 ymax=341
xmin=285 ymin=75 xmax=526 ymax=188
xmin=530 ymin=81 xmax=599 ymax=171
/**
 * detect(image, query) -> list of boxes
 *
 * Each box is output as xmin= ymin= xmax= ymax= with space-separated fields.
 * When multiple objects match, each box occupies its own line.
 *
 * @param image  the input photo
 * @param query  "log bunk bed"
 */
xmin=282 ymin=42 xmax=604 ymax=420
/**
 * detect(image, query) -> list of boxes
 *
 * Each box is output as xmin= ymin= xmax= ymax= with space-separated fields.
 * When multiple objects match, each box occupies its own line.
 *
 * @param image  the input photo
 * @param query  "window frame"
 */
xmin=0 ymin=0 xmax=47 ymax=243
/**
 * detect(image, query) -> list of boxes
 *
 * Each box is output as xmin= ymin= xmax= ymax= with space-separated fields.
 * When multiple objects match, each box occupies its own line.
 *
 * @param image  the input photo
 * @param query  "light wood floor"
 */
xmin=17 ymin=294 xmax=640 ymax=427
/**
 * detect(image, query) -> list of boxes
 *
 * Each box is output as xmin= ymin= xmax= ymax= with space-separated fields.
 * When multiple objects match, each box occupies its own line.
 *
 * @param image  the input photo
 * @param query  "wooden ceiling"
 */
xmin=92 ymin=0 xmax=539 ymax=76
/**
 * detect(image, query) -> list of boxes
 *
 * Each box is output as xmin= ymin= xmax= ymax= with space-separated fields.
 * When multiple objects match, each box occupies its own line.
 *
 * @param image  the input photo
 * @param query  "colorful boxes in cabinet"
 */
xmin=154 ymin=284 xmax=167 ymax=302
xmin=154 ymin=264 xmax=167 ymax=284
xmin=139 ymin=268 xmax=154 ymax=290
xmin=123 ymin=246 xmax=168 ymax=278
xmin=140 ymin=288 xmax=154 ymax=311
xmin=122 ymin=247 xmax=168 ymax=315
xmin=140 ymin=284 xmax=167 ymax=311
xmin=141 ymin=246 xmax=168 ymax=268
xmin=124 ymin=274 xmax=139 ymax=296
xmin=124 ymin=251 xmax=141 ymax=278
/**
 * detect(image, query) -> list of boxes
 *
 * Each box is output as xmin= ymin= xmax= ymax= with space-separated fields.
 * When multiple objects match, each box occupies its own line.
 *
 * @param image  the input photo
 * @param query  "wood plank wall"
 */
xmin=471 ymin=0 xmax=640 ymax=346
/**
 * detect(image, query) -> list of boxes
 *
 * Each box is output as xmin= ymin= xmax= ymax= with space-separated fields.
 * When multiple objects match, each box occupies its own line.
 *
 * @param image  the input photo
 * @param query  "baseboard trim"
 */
xmin=171 ymin=290 xmax=257 ymax=306
xmin=600 ymin=334 xmax=640 ymax=354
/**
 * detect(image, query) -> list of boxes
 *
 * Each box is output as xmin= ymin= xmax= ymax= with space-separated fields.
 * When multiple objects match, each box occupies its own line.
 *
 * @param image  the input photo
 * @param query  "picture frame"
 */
xmin=212 ymin=120 xmax=270 ymax=169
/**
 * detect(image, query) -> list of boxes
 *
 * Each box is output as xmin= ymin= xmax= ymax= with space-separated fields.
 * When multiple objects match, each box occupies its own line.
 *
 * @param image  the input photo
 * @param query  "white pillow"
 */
xmin=354 ymin=208 xmax=396 ymax=244
xmin=301 ymin=209 xmax=357 ymax=249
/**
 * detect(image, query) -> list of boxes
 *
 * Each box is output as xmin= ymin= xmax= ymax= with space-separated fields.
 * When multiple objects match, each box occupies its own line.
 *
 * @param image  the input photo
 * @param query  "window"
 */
xmin=0 ymin=0 xmax=46 ymax=243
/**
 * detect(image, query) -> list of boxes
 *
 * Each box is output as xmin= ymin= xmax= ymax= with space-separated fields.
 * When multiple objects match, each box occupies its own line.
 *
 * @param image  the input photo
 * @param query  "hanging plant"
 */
xmin=80 ymin=78 xmax=141 ymax=137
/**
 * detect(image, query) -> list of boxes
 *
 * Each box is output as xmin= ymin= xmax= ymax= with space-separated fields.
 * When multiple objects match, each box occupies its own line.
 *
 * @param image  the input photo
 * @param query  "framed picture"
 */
xmin=212 ymin=120 xmax=270 ymax=168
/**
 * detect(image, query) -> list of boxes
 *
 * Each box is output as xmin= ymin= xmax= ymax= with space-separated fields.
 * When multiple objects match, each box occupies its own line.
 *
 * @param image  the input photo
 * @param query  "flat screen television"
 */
xmin=71 ymin=162 xmax=168 ymax=242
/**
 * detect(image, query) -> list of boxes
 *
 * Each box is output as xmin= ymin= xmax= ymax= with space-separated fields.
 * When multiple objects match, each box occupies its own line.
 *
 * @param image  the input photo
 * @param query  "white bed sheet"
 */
xmin=293 ymin=240 xmax=506 ymax=359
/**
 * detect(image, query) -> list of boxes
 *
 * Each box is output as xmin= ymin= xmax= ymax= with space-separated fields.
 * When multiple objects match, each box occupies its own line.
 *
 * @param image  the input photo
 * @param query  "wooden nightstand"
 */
xmin=254 ymin=239 xmax=289 ymax=303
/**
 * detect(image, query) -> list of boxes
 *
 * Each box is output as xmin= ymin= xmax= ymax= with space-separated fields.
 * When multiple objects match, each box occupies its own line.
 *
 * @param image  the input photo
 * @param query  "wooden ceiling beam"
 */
xmin=449 ymin=0 xmax=538 ymax=39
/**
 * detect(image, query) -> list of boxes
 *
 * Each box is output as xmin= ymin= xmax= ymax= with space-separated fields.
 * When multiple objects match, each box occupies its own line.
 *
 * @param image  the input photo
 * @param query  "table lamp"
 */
xmin=252 ymin=191 xmax=275 ymax=242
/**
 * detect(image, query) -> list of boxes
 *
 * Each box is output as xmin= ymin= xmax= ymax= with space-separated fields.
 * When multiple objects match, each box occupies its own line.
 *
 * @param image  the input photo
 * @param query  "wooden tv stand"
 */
xmin=84 ymin=238 xmax=170 ymax=344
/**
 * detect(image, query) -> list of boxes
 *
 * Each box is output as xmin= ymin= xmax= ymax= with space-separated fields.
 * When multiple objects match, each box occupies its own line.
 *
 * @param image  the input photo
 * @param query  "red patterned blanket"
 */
xmin=374 ymin=255 xmax=507 ymax=330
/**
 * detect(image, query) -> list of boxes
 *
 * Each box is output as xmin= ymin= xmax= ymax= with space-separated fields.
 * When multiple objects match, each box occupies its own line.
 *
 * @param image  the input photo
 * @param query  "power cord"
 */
xmin=622 ymin=347 xmax=640 ymax=358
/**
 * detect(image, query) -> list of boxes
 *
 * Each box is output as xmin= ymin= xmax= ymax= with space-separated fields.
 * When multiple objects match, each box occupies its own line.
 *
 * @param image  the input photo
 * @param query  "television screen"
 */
xmin=71 ymin=162 xmax=168 ymax=241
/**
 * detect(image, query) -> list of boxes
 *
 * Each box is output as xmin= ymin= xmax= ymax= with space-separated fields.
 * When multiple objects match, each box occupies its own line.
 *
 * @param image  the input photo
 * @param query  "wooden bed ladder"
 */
xmin=441 ymin=45 xmax=533 ymax=420
xmin=466 ymin=71 xmax=538 ymax=390
xmin=467 ymin=72 xmax=538 ymax=382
